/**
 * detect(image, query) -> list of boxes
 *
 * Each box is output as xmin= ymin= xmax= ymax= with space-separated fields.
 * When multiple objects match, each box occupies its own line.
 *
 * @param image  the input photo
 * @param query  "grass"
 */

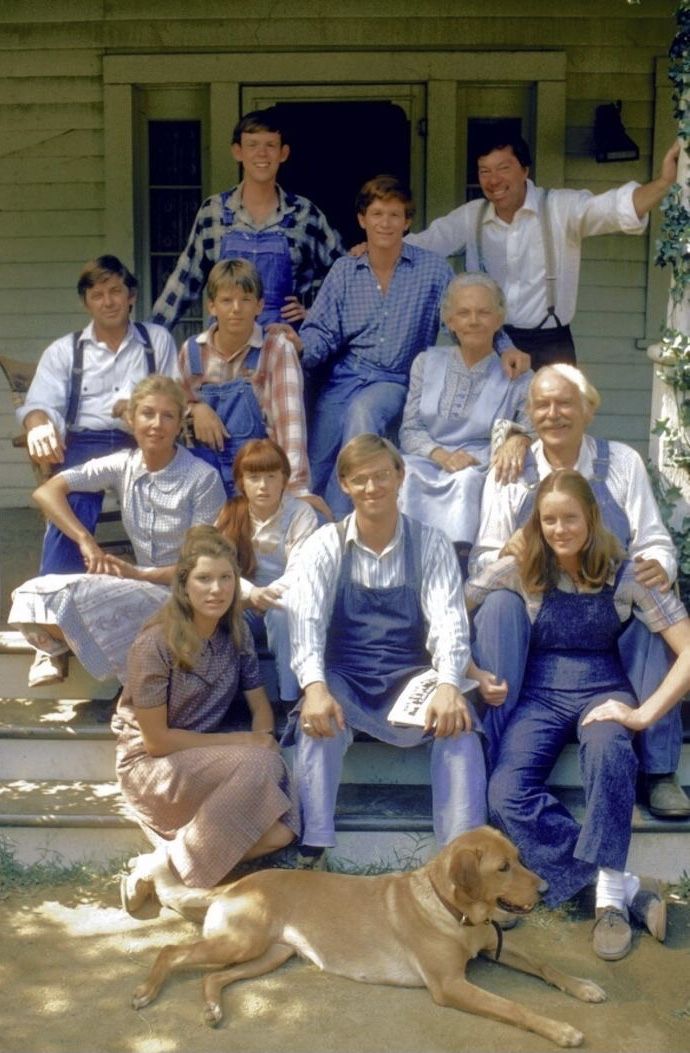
xmin=0 ymin=836 xmax=125 ymax=896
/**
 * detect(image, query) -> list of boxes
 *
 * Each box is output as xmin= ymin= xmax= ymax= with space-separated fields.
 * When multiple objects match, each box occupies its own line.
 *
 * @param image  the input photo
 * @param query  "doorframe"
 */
xmin=104 ymin=50 xmax=566 ymax=284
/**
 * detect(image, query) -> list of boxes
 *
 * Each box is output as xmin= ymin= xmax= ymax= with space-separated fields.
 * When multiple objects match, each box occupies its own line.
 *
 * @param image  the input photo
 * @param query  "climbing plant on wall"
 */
xmin=652 ymin=0 xmax=690 ymax=600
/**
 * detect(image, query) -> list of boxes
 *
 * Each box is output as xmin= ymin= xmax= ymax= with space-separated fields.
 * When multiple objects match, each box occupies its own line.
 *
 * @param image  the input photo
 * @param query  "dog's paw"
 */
xmin=131 ymin=985 xmax=155 ymax=1010
xmin=556 ymin=1024 xmax=584 ymax=1048
xmin=203 ymin=1000 xmax=224 ymax=1028
xmin=575 ymin=978 xmax=607 ymax=1004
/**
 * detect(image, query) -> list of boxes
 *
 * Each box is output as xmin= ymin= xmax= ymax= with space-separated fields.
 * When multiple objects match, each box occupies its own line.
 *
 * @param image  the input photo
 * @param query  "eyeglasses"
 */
xmin=346 ymin=468 xmax=397 ymax=490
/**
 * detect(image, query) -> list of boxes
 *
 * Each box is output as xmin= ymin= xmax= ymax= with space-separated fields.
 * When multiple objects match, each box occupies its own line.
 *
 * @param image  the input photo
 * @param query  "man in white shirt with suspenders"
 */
xmin=19 ymin=254 xmax=179 ymax=577
xmin=406 ymin=131 xmax=680 ymax=371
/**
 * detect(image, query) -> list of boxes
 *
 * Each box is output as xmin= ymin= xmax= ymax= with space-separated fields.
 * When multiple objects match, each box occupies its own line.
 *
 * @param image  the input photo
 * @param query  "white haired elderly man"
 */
xmin=468 ymin=363 xmax=689 ymax=819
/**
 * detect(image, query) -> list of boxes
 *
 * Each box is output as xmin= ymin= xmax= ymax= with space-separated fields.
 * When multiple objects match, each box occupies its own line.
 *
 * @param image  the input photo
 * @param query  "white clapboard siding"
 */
xmin=0 ymin=0 xmax=676 ymax=507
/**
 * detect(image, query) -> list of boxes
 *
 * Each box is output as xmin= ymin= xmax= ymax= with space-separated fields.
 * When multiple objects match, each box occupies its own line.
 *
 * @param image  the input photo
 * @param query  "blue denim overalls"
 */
xmin=285 ymin=516 xmax=487 ymax=847
xmin=219 ymin=194 xmax=293 ymax=327
xmin=186 ymin=336 xmax=266 ymax=497
xmin=472 ymin=438 xmax=682 ymax=776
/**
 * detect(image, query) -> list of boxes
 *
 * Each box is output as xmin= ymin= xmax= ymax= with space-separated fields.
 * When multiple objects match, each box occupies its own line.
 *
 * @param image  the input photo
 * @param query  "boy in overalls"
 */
xmin=152 ymin=108 xmax=344 ymax=332
xmin=179 ymin=259 xmax=318 ymax=508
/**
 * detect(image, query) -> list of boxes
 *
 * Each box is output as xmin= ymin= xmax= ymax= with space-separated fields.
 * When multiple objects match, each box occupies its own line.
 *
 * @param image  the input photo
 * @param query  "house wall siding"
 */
xmin=0 ymin=0 xmax=677 ymax=506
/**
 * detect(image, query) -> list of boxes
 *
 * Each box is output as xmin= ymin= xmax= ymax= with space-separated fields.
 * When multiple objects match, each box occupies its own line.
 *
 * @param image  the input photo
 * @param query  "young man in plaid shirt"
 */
xmin=152 ymin=108 xmax=344 ymax=331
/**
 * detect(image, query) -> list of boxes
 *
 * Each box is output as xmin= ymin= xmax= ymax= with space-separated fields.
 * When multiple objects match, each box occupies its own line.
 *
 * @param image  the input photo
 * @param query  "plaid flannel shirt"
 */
xmin=152 ymin=184 xmax=344 ymax=330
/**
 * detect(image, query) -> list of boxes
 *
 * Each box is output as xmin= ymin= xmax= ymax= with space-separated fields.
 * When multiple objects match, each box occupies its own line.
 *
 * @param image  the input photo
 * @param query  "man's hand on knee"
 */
xmin=301 ymin=681 xmax=346 ymax=738
xmin=425 ymin=683 xmax=473 ymax=737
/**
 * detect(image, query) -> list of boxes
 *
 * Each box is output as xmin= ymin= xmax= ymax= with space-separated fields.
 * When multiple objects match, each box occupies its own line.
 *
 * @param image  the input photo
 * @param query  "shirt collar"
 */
xmin=79 ymin=319 xmax=139 ymax=353
xmin=481 ymin=178 xmax=538 ymax=224
xmin=130 ymin=445 xmax=189 ymax=491
xmin=344 ymin=512 xmax=403 ymax=558
xmin=250 ymin=495 xmax=285 ymax=530
xmin=354 ymin=241 xmax=414 ymax=272
xmin=198 ymin=321 xmax=263 ymax=355
xmin=533 ymin=434 xmax=591 ymax=476
xmin=230 ymin=181 xmax=294 ymax=222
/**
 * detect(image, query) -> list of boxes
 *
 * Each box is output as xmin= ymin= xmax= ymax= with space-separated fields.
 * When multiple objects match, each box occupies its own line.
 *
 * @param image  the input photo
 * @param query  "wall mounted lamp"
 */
xmin=593 ymin=101 xmax=640 ymax=163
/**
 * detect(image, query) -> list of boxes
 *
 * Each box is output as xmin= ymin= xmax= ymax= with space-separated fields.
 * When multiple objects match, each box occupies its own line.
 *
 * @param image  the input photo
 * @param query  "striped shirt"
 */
xmin=179 ymin=322 xmax=311 ymax=495
xmin=288 ymin=513 xmax=472 ymax=689
xmin=151 ymin=183 xmax=345 ymax=330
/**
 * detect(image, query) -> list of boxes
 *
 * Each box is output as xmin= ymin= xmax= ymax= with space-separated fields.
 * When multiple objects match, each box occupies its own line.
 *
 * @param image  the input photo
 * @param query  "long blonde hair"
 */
xmin=519 ymin=470 xmax=622 ymax=593
xmin=154 ymin=526 xmax=245 ymax=669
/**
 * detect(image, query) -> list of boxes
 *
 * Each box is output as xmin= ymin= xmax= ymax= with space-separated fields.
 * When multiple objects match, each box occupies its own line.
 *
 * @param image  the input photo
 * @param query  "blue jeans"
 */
xmin=39 ymin=430 xmax=135 ymax=574
xmin=488 ymin=690 xmax=637 ymax=906
xmin=472 ymin=588 xmax=682 ymax=776
xmin=308 ymin=379 xmax=407 ymax=518
xmin=293 ymin=721 xmax=487 ymax=848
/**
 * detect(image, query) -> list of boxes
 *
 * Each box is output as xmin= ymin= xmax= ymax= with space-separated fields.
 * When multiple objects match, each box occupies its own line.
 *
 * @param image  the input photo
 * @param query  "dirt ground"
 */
xmin=1 ymin=872 xmax=689 ymax=1053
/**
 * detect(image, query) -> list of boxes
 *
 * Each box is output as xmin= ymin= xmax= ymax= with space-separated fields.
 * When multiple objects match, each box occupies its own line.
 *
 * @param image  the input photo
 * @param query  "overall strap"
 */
xmin=65 ymin=331 xmax=85 ymax=428
xmin=534 ymin=189 xmax=563 ymax=330
xmin=402 ymin=514 xmax=424 ymax=593
xmin=475 ymin=200 xmax=490 ymax=274
xmin=187 ymin=335 xmax=204 ymax=377
xmin=133 ymin=321 xmax=156 ymax=373
xmin=591 ymin=437 xmax=610 ymax=483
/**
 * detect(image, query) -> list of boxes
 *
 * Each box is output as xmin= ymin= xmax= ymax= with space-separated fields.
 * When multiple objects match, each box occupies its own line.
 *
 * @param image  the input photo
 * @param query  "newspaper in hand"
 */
xmin=387 ymin=668 xmax=479 ymax=727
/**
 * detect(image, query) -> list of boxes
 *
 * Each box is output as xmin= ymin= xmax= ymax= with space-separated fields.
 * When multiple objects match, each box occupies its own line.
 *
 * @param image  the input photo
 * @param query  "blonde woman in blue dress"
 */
xmin=398 ymin=273 xmax=533 ymax=551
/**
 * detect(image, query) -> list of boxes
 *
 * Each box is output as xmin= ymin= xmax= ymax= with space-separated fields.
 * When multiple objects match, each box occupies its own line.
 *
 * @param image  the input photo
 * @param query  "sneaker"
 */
xmin=592 ymin=906 xmax=632 ymax=961
xmin=295 ymin=848 xmax=327 ymax=871
xmin=28 ymin=650 xmax=68 ymax=688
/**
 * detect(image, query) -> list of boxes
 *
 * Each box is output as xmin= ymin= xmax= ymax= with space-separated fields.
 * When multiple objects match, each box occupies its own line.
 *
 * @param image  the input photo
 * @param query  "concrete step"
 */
xmin=3 ymin=694 xmax=690 ymax=786
xmin=1 ymin=778 xmax=688 ymax=880
xmin=0 ymin=631 xmax=119 ymax=701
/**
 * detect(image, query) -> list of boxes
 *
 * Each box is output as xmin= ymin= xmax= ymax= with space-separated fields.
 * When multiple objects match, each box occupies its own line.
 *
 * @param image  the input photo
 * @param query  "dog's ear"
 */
xmin=450 ymin=848 xmax=483 ymax=902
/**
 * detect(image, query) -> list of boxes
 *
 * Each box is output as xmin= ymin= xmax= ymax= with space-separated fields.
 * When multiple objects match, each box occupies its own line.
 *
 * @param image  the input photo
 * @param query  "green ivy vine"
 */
xmin=651 ymin=1 xmax=690 ymax=605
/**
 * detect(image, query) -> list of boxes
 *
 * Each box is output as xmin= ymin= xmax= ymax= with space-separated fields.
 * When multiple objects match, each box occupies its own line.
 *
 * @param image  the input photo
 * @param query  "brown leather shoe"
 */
xmin=647 ymin=775 xmax=690 ymax=818
xmin=592 ymin=906 xmax=632 ymax=961
xmin=630 ymin=878 xmax=667 ymax=941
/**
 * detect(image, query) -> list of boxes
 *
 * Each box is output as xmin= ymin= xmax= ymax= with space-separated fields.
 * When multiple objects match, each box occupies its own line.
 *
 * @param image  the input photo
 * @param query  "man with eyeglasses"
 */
xmin=283 ymin=433 xmax=487 ymax=870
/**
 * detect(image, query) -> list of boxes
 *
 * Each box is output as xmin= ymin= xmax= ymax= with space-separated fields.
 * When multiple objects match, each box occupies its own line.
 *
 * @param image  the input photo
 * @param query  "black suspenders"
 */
xmin=65 ymin=322 xmax=156 ymax=428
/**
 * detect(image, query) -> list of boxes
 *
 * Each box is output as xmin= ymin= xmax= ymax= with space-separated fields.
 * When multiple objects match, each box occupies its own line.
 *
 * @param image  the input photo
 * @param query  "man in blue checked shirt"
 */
xmin=300 ymin=175 xmax=524 ymax=518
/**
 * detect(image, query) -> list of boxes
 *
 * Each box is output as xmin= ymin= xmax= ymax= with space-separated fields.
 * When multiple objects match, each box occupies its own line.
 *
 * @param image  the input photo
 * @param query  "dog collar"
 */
xmin=428 ymin=874 xmax=503 ymax=961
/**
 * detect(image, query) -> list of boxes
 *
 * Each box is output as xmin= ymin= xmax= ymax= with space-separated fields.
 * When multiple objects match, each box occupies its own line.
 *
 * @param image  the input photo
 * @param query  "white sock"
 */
xmin=596 ymin=868 xmax=640 ymax=910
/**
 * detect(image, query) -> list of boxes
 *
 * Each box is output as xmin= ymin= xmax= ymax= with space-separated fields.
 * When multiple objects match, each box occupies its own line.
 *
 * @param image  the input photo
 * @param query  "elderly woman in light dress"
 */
xmin=398 ymin=272 xmax=533 ymax=550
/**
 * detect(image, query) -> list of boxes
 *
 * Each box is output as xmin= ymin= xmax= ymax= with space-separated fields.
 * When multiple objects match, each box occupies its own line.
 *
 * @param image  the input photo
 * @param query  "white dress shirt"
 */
xmin=469 ymin=434 xmax=678 ymax=582
xmin=406 ymin=180 xmax=647 ymax=329
xmin=288 ymin=513 xmax=472 ymax=690
xmin=19 ymin=320 xmax=180 ymax=438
